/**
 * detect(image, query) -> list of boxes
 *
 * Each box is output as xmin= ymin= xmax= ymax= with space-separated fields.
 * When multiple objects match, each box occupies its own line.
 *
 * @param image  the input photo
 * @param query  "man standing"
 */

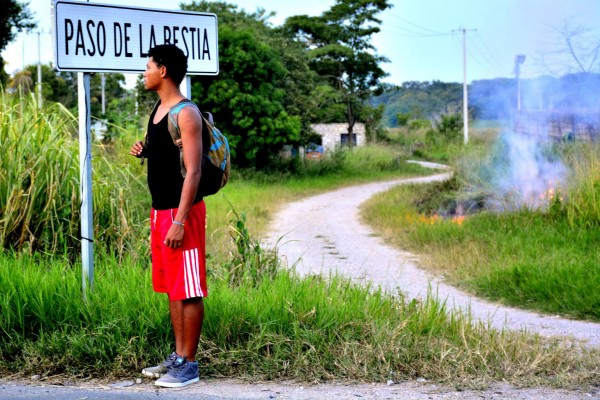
xmin=130 ymin=44 xmax=205 ymax=388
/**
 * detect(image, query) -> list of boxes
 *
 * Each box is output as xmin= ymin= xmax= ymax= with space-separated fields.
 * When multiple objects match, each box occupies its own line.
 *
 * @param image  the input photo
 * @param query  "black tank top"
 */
xmin=146 ymin=105 xmax=202 ymax=210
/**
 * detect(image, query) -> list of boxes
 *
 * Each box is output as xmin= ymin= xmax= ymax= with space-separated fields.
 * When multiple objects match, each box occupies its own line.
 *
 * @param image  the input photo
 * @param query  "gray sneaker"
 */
xmin=142 ymin=352 xmax=178 ymax=378
xmin=155 ymin=357 xmax=199 ymax=388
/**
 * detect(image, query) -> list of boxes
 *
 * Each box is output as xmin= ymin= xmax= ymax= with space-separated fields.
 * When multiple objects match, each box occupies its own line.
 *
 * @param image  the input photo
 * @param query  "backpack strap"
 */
xmin=166 ymin=99 xmax=201 ymax=178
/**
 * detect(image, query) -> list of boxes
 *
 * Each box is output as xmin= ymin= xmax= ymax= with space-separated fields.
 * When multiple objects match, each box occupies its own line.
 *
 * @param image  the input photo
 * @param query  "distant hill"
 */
xmin=371 ymin=81 xmax=462 ymax=127
xmin=372 ymin=73 xmax=600 ymax=127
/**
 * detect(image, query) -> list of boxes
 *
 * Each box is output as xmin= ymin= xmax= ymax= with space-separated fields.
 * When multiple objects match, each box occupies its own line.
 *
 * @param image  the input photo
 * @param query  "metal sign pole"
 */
xmin=78 ymin=72 xmax=94 ymax=300
xmin=181 ymin=75 xmax=192 ymax=99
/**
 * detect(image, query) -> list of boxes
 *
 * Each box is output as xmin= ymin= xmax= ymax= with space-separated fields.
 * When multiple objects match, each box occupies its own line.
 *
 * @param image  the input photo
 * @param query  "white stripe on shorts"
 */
xmin=184 ymin=248 xmax=203 ymax=298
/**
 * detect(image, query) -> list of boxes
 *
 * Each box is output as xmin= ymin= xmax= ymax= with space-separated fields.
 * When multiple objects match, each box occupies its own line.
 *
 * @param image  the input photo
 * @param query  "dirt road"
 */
xmin=264 ymin=167 xmax=600 ymax=347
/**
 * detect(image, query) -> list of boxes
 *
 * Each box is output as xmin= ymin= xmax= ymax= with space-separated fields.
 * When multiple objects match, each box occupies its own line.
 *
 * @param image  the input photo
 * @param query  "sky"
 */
xmin=3 ymin=0 xmax=600 ymax=87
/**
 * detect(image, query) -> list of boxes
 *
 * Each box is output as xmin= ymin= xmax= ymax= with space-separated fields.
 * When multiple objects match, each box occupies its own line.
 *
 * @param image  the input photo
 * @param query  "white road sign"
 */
xmin=52 ymin=0 xmax=219 ymax=75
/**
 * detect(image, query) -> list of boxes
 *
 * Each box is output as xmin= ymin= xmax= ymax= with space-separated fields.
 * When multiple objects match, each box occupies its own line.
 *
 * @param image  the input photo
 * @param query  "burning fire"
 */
xmin=539 ymin=180 xmax=564 ymax=203
xmin=410 ymin=214 xmax=465 ymax=226
xmin=451 ymin=215 xmax=466 ymax=225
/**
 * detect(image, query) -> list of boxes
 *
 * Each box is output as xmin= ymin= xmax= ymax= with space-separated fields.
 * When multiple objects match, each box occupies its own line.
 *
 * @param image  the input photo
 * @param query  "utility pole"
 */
xmin=101 ymin=73 xmax=106 ymax=116
xmin=514 ymin=55 xmax=526 ymax=111
xmin=34 ymin=29 xmax=51 ymax=109
xmin=453 ymin=27 xmax=476 ymax=145
xmin=37 ymin=31 xmax=42 ymax=109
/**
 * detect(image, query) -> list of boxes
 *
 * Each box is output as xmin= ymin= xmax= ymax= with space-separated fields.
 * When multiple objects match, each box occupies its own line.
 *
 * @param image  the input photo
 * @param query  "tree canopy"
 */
xmin=0 ymin=0 xmax=35 ymax=84
xmin=539 ymin=21 xmax=600 ymax=75
xmin=182 ymin=1 xmax=316 ymax=168
xmin=371 ymin=81 xmax=463 ymax=126
xmin=283 ymin=0 xmax=391 ymax=143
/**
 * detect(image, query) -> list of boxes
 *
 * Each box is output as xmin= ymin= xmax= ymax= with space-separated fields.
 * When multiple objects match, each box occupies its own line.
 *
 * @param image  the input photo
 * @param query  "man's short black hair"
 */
xmin=147 ymin=45 xmax=188 ymax=85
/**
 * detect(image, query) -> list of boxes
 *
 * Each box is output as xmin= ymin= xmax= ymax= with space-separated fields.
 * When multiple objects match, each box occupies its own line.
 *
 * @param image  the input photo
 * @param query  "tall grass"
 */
xmin=0 ymin=252 xmax=162 ymax=376
xmin=1 ymin=251 xmax=597 ymax=386
xmin=385 ymin=120 xmax=500 ymax=164
xmin=0 ymin=92 xmax=147 ymax=258
xmin=0 ymin=92 xmax=79 ymax=253
xmin=560 ymin=142 xmax=600 ymax=227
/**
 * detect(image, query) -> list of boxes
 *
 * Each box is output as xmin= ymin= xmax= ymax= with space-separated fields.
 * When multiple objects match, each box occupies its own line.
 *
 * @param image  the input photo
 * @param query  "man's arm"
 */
xmin=163 ymin=105 xmax=203 ymax=248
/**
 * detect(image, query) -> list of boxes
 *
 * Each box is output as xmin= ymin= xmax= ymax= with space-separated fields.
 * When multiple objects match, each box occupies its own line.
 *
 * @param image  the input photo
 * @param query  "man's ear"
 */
xmin=159 ymin=65 xmax=167 ymax=79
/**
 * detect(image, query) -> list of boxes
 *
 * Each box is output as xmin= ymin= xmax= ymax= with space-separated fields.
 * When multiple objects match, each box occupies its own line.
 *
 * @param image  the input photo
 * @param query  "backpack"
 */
xmin=150 ymin=99 xmax=231 ymax=197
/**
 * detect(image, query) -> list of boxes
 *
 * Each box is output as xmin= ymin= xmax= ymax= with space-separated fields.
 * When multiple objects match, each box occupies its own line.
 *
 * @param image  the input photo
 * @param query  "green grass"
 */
xmin=468 ymin=213 xmax=600 ymax=320
xmin=1 ymin=251 xmax=598 ymax=386
xmin=384 ymin=122 xmax=500 ymax=164
xmin=0 ymin=91 xmax=429 ymax=260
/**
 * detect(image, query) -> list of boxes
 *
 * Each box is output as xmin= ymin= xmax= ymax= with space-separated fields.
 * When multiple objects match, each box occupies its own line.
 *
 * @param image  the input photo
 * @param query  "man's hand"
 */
xmin=164 ymin=223 xmax=184 ymax=248
xmin=130 ymin=141 xmax=145 ymax=158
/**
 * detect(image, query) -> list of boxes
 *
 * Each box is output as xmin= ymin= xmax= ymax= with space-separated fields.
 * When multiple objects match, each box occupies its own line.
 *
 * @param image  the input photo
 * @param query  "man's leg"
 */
xmin=182 ymin=297 xmax=204 ymax=361
xmin=156 ymin=297 xmax=203 ymax=388
xmin=155 ymin=202 xmax=206 ymax=387
xmin=169 ymin=297 xmax=204 ymax=361
xmin=142 ymin=210 xmax=181 ymax=379
xmin=169 ymin=298 xmax=184 ymax=357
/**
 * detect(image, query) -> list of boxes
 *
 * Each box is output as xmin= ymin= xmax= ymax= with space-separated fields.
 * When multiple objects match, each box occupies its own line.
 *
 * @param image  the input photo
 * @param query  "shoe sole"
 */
xmin=155 ymin=377 xmax=199 ymax=388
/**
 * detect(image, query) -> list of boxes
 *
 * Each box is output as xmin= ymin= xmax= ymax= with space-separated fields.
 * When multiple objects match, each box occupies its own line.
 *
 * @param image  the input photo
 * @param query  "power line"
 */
xmin=466 ymin=35 xmax=508 ymax=76
xmin=383 ymin=25 xmax=452 ymax=38
xmin=473 ymin=31 xmax=509 ymax=73
xmin=387 ymin=12 xmax=448 ymax=35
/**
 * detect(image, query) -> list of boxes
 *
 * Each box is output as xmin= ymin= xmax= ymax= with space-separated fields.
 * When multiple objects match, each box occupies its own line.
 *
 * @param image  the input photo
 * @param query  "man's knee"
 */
xmin=183 ymin=296 xmax=203 ymax=305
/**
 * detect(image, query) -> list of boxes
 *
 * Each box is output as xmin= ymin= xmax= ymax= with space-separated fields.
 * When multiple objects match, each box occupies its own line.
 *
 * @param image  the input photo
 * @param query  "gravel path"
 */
xmin=264 ymin=165 xmax=600 ymax=347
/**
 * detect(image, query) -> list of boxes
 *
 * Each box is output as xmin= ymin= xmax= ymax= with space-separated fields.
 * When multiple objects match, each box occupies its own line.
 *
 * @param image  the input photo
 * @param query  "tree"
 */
xmin=190 ymin=24 xmax=301 ymax=168
xmin=23 ymin=64 xmax=137 ymax=141
xmin=0 ymin=0 xmax=35 ymax=85
xmin=25 ymin=63 xmax=77 ymax=109
xmin=24 ymin=65 xmax=127 ymax=117
xmin=283 ymin=0 xmax=391 ymax=145
xmin=6 ymin=68 xmax=32 ymax=93
xmin=539 ymin=21 xmax=600 ymax=75
xmin=89 ymin=72 xmax=126 ymax=117
xmin=183 ymin=1 xmax=305 ymax=169
xmin=134 ymin=74 xmax=158 ymax=117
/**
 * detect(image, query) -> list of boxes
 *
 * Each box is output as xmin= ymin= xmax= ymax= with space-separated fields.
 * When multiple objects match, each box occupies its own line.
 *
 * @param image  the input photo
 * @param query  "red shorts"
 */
xmin=150 ymin=201 xmax=207 ymax=300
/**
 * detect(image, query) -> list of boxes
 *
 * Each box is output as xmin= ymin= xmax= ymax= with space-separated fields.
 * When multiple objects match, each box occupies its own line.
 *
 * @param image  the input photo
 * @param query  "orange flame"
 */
xmin=451 ymin=215 xmax=465 ymax=225
xmin=412 ymin=213 xmax=465 ymax=226
xmin=539 ymin=180 xmax=564 ymax=203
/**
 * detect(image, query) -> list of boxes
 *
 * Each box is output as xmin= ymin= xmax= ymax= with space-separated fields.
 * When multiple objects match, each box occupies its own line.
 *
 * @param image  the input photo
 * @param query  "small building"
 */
xmin=310 ymin=123 xmax=366 ymax=151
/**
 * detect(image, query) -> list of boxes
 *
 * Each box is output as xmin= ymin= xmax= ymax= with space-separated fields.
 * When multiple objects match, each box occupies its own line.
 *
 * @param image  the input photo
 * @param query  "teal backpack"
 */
xmin=150 ymin=99 xmax=231 ymax=197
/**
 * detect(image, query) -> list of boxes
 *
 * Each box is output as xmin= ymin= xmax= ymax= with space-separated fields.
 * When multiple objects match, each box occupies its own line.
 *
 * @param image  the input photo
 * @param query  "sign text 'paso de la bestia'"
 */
xmin=52 ymin=0 xmax=219 ymax=75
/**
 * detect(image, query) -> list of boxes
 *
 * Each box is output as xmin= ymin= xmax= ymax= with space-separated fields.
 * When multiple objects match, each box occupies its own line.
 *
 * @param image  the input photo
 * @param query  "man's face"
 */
xmin=143 ymin=57 xmax=163 ymax=91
